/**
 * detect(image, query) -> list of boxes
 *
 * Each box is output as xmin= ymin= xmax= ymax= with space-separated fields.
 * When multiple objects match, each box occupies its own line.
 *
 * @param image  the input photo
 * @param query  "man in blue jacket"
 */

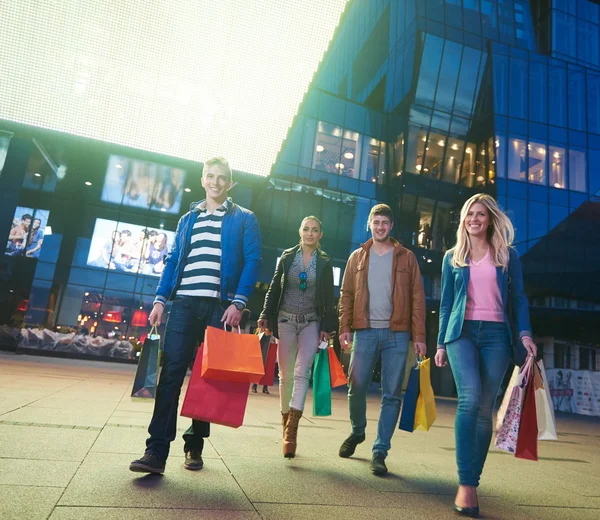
xmin=130 ymin=157 xmax=262 ymax=475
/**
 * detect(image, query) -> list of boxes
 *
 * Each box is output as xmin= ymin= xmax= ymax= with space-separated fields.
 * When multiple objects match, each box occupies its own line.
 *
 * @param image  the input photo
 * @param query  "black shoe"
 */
xmin=129 ymin=453 xmax=165 ymax=474
xmin=338 ymin=433 xmax=365 ymax=458
xmin=184 ymin=450 xmax=204 ymax=471
xmin=252 ymin=384 xmax=258 ymax=393
xmin=370 ymin=452 xmax=388 ymax=476
xmin=453 ymin=504 xmax=480 ymax=517
xmin=262 ymin=386 xmax=269 ymax=394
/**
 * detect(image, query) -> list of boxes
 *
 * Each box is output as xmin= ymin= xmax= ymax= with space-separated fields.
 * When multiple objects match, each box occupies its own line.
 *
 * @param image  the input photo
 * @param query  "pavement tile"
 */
xmin=49 ymin=507 xmax=260 ymax=519
xmin=90 ymin=426 xmax=219 ymax=458
xmin=0 ymin=458 xmax=80 ymax=487
xmin=59 ymin=452 xmax=253 ymax=510
xmin=0 ymin=486 xmax=63 ymax=520
xmin=0 ymin=406 xmax=113 ymax=428
xmin=0 ymin=424 xmax=98 ymax=461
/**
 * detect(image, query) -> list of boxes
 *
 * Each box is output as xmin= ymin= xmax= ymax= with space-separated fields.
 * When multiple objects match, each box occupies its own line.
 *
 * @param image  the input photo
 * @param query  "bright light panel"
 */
xmin=0 ymin=1 xmax=347 ymax=177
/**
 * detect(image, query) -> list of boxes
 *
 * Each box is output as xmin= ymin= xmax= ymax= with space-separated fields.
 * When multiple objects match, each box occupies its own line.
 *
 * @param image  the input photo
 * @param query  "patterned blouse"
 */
xmin=280 ymin=248 xmax=318 ymax=316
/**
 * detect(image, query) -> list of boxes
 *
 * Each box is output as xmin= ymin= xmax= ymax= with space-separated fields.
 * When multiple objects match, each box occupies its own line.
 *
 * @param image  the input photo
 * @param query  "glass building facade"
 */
xmin=0 ymin=1 xmax=599 ymax=394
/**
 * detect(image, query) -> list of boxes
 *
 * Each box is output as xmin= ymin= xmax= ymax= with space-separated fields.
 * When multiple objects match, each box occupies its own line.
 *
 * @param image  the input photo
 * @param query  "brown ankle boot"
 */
xmin=281 ymin=412 xmax=289 ymax=436
xmin=283 ymin=408 xmax=302 ymax=458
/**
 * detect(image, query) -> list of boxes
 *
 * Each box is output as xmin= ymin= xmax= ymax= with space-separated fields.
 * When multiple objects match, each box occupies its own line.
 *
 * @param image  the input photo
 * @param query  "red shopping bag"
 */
xmin=328 ymin=347 xmax=348 ymax=388
xmin=181 ymin=344 xmax=250 ymax=428
xmin=515 ymin=366 xmax=539 ymax=461
xmin=258 ymin=340 xmax=277 ymax=387
xmin=202 ymin=326 xmax=264 ymax=383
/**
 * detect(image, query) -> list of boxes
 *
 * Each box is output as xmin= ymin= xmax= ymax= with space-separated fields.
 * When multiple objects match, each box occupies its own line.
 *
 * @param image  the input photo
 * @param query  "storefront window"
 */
xmin=406 ymin=127 xmax=426 ymax=175
xmin=459 ymin=142 xmax=476 ymax=187
xmin=313 ymin=122 xmax=342 ymax=173
xmin=508 ymin=138 xmax=527 ymax=181
xmin=340 ymin=129 xmax=361 ymax=179
xmin=569 ymin=149 xmax=586 ymax=192
xmin=528 ymin=142 xmax=547 ymax=185
xmin=415 ymin=198 xmax=435 ymax=249
xmin=475 ymin=143 xmax=486 ymax=186
xmin=549 ymin=145 xmax=566 ymax=188
xmin=423 ymin=132 xmax=446 ymax=179
xmin=365 ymin=138 xmax=382 ymax=182
xmin=443 ymin=138 xmax=463 ymax=183
xmin=487 ymin=137 xmax=496 ymax=182
xmin=495 ymin=135 xmax=506 ymax=178
xmin=393 ymin=133 xmax=405 ymax=176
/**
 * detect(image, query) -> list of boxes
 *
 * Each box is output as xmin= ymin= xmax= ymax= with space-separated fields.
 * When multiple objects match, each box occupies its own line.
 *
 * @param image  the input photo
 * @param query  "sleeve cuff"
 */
xmin=232 ymin=295 xmax=248 ymax=305
xmin=436 ymin=345 xmax=446 ymax=350
xmin=154 ymin=296 xmax=167 ymax=306
xmin=519 ymin=331 xmax=533 ymax=340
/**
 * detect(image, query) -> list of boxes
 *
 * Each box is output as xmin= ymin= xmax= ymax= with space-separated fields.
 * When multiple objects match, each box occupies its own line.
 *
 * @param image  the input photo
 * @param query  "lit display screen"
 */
xmin=102 ymin=155 xmax=186 ymax=214
xmin=0 ymin=1 xmax=348 ymax=177
xmin=5 ymin=207 xmax=50 ymax=259
xmin=87 ymin=218 xmax=175 ymax=277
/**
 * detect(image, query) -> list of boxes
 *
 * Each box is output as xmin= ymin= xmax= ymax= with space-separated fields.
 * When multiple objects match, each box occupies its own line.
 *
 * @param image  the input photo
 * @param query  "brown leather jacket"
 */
xmin=339 ymin=238 xmax=426 ymax=342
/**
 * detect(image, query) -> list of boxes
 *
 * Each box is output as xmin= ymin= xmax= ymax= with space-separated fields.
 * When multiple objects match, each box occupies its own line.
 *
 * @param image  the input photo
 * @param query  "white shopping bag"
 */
xmin=535 ymin=360 xmax=558 ymax=441
xmin=496 ymin=365 xmax=519 ymax=431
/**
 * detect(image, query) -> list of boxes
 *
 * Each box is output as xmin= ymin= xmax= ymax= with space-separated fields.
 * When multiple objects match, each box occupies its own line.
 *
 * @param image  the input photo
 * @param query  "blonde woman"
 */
xmin=435 ymin=194 xmax=537 ymax=517
xmin=258 ymin=216 xmax=335 ymax=458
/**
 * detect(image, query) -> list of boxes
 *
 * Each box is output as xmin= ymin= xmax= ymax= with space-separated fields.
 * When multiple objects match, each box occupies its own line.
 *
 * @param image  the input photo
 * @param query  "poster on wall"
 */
xmin=101 ymin=155 xmax=186 ymax=214
xmin=5 ymin=206 xmax=50 ymax=258
xmin=86 ymin=218 xmax=175 ymax=276
xmin=0 ymin=132 xmax=10 ymax=175
xmin=547 ymin=368 xmax=600 ymax=417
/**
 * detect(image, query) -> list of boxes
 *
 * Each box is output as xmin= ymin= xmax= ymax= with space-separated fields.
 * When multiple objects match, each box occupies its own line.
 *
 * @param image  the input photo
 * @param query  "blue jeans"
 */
xmin=446 ymin=320 xmax=511 ymax=487
xmin=146 ymin=296 xmax=226 ymax=461
xmin=348 ymin=328 xmax=410 ymax=458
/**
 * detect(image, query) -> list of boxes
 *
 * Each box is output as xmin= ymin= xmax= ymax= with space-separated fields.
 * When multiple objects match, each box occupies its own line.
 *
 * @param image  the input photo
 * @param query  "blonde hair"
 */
xmin=450 ymin=193 xmax=514 ymax=270
xmin=299 ymin=216 xmax=323 ymax=249
xmin=202 ymin=157 xmax=232 ymax=181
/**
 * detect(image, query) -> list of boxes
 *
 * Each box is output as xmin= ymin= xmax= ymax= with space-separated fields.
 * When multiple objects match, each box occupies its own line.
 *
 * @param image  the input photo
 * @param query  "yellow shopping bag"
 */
xmin=414 ymin=357 xmax=437 ymax=431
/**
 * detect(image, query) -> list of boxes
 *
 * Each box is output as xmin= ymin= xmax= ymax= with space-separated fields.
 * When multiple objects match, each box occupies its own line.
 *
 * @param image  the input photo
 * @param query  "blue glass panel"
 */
xmin=344 ymin=103 xmax=366 ymax=133
xmin=529 ymin=122 xmax=548 ymax=141
xmin=509 ymin=57 xmax=528 ymax=120
xmin=528 ymin=184 xmax=548 ymax=203
xmin=548 ymin=204 xmax=568 ymax=232
xmin=319 ymin=93 xmax=346 ymax=125
xmin=587 ymin=73 xmax=600 ymax=135
xmin=463 ymin=32 xmax=483 ymax=50
xmin=578 ymin=0 xmax=600 ymax=23
xmin=481 ymin=0 xmax=499 ymax=40
xmin=298 ymin=167 xmax=311 ymax=180
xmin=105 ymin=272 xmax=136 ymax=293
xmin=568 ymin=69 xmax=586 ymax=131
xmin=135 ymin=275 xmax=159 ymax=296
xmin=569 ymin=191 xmax=588 ymax=211
xmin=450 ymin=115 xmax=469 ymax=135
xmin=68 ymin=267 xmax=108 ymax=289
xmin=497 ymin=178 xmax=508 ymax=197
xmin=279 ymin=124 xmax=302 ymax=165
xmin=514 ymin=0 xmax=536 ymax=50
xmin=338 ymin=176 xmax=359 ymax=194
xmin=528 ymin=201 xmax=548 ymax=240
xmin=548 ymin=67 xmax=567 ymax=127
xmin=549 ymin=126 xmax=568 ymax=143
xmin=497 ymin=194 xmax=507 ymax=212
xmin=33 ymin=261 xmax=56 ymax=281
xmin=554 ymin=0 xmax=575 ymax=15
xmin=553 ymin=13 xmax=577 ymax=59
xmin=506 ymin=198 xmax=528 ymax=242
xmin=495 ymin=134 xmax=507 ymax=178
xmin=415 ymin=35 xmax=444 ymax=108
xmin=589 ymin=134 xmax=600 ymax=149
xmin=445 ymin=0 xmax=463 ymax=29
xmin=494 ymin=115 xmax=508 ymax=132
xmin=463 ymin=0 xmax=482 ymax=35
xmin=588 ymin=149 xmax=600 ymax=196
xmin=38 ymin=234 xmax=62 ymax=263
xmin=549 ymin=186 xmax=569 ymax=206
xmin=311 ymin=170 xmax=338 ymax=190
xmin=434 ymin=40 xmax=462 ymax=113
xmin=568 ymin=130 xmax=586 ymax=147
xmin=509 ymin=118 xmax=528 ymax=136
xmin=445 ymin=26 xmax=464 ymax=45
xmin=303 ymin=90 xmax=320 ymax=118
xmin=508 ymin=179 xmax=528 ymax=199
xmin=529 ymin=61 xmax=548 ymax=124
xmin=456 ymin=47 xmax=483 ymax=117
xmin=577 ymin=21 xmax=600 ymax=67
xmin=358 ymin=180 xmax=376 ymax=198
xmin=498 ymin=0 xmax=517 ymax=46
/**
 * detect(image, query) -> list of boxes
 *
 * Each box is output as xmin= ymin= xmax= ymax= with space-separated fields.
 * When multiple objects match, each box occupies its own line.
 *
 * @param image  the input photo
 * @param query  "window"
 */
xmin=554 ymin=342 xmax=571 ymax=369
xmin=509 ymin=58 xmax=528 ymax=119
xmin=549 ymin=67 xmax=567 ymax=127
xmin=529 ymin=61 xmax=548 ymax=123
xmin=340 ymin=130 xmax=362 ymax=179
xmin=459 ymin=143 xmax=477 ymax=187
xmin=313 ymin=122 xmax=342 ymax=174
xmin=508 ymin=138 xmax=527 ymax=181
xmin=416 ymin=198 xmax=435 ymax=249
xmin=579 ymin=347 xmax=597 ymax=371
xmin=569 ymin=149 xmax=586 ymax=192
xmin=528 ymin=142 xmax=547 ymax=185
xmin=443 ymin=137 xmax=463 ymax=183
xmin=549 ymin=146 xmax=566 ymax=188
xmin=393 ymin=133 xmax=405 ymax=176
xmin=423 ymin=132 xmax=446 ymax=179
xmin=406 ymin=127 xmax=427 ymax=175
xmin=364 ymin=138 xmax=383 ymax=182
xmin=495 ymin=135 xmax=506 ymax=178
xmin=568 ymin=69 xmax=587 ymax=131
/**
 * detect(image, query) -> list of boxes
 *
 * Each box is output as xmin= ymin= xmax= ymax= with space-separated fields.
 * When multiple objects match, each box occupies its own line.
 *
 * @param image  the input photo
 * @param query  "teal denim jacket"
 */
xmin=437 ymin=247 xmax=532 ymax=347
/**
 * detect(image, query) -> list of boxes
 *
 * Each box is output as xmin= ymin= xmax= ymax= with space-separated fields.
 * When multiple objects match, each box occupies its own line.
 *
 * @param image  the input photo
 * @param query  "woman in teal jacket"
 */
xmin=435 ymin=194 xmax=537 ymax=517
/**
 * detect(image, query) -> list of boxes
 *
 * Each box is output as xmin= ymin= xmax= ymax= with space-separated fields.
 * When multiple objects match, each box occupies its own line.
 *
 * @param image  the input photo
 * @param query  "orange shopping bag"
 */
xmin=328 ymin=347 xmax=348 ymax=388
xmin=201 ymin=326 xmax=265 ymax=383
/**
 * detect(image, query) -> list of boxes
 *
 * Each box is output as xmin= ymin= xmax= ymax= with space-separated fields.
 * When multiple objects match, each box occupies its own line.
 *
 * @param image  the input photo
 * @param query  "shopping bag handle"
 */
xmin=223 ymin=323 xmax=242 ymax=334
xmin=148 ymin=324 xmax=159 ymax=340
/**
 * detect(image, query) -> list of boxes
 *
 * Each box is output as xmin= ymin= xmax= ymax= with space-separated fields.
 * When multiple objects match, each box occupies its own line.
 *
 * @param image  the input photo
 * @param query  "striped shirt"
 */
xmin=176 ymin=200 xmax=229 ymax=299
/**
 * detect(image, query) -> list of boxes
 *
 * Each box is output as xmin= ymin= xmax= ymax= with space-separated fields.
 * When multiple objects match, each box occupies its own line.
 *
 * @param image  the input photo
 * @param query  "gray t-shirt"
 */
xmin=368 ymin=249 xmax=393 ymax=328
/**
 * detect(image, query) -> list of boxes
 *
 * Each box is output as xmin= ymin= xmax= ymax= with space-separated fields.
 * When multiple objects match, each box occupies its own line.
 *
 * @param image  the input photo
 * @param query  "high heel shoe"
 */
xmin=453 ymin=503 xmax=480 ymax=517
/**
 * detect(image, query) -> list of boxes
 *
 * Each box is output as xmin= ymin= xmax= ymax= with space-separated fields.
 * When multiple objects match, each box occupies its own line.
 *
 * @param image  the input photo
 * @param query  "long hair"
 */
xmin=299 ymin=215 xmax=323 ymax=249
xmin=450 ymin=193 xmax=514 ymax=270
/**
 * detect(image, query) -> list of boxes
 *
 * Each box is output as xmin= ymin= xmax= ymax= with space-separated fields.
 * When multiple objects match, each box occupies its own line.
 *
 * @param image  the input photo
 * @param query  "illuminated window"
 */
xmin=528 ymin=142 xmax=547 ymax=185
xmin=508 ymin=138 xmax=527 ymax=181
xmin=569 ymin=149 xmax=586 ymax=192
xmin=549 ymin=146 xmax=566 ymax=189
xmin=313 ymin=122 xmax=342 ymax=174
xmin=423 ymin=132 xmax=446 ymax=179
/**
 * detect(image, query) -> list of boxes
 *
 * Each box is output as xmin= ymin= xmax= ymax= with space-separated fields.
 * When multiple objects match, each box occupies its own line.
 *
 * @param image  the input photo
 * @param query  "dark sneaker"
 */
xmin=338 ymin=433 xmax=365 ymax=458
xmin=262 ymin=386 xmax=270 ymax=394
xmin=129 ymin=453 xmax=165 ymax=474
xmin=370 ymin=452 xmax=388 ymax=476
xmin=251 ymin=384 xmax=258 ymax=393
xmin=184 ymin=450 xmax=204 ymax=471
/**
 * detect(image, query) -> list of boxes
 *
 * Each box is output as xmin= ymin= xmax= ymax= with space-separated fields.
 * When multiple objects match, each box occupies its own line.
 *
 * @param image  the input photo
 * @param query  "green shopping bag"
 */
xmin=312 ymin=348 xmax=331 ymax=416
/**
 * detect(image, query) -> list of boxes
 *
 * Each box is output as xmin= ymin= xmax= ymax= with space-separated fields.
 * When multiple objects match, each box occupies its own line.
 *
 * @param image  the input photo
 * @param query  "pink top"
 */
xmin=465 ymin=249 xmax=504 ymax=322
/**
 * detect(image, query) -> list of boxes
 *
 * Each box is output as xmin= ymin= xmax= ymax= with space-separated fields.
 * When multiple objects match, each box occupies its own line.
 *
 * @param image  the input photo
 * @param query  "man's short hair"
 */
xmin=22 ymin=214 xmax=33 ymax=221
xmin=202 ymin=157 xmax=232 ymax=181
xmin=368 ymin=204 xmax=394 ymax=224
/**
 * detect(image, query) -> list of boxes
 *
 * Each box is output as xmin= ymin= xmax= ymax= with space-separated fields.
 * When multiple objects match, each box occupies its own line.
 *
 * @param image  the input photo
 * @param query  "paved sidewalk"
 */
xmin=1 ymin=351 xmax=599 ymax=519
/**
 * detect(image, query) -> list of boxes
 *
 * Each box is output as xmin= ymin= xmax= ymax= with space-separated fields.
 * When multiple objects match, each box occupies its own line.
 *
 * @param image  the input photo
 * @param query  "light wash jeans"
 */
xmin=277 ymin=310 xmax=320 ymax=413
xmin=446 ymin=320 xmax=511 ymax=487
xmin=348 ymin=328 xmax=410 ymax=458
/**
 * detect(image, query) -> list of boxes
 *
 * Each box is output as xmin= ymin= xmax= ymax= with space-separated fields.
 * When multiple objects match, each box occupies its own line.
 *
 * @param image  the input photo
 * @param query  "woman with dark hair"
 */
xmin=25 ymin=218 xmax=44 ymax=258
xmin=258 ymin=216 xmax=335 ymax=458
xmin=436 ymin=193 xmax=536 ymax=517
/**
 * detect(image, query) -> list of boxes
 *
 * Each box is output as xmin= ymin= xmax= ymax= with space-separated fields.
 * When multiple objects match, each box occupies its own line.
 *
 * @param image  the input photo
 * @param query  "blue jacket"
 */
xmin=437 ymin=247 xmax=532 ymax=347
xmin=154 ymin=198 xmax=262 ymax=306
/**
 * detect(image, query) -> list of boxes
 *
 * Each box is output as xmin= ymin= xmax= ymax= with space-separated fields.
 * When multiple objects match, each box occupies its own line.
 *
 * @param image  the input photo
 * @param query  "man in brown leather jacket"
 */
xmin=337 ymin=204 xmax=426 ymax=476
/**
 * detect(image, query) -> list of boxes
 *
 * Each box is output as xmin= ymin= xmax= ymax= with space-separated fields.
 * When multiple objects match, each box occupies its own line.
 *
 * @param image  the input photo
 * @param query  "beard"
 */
xmin=372 ymin=232 xmax=390 ymax=243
